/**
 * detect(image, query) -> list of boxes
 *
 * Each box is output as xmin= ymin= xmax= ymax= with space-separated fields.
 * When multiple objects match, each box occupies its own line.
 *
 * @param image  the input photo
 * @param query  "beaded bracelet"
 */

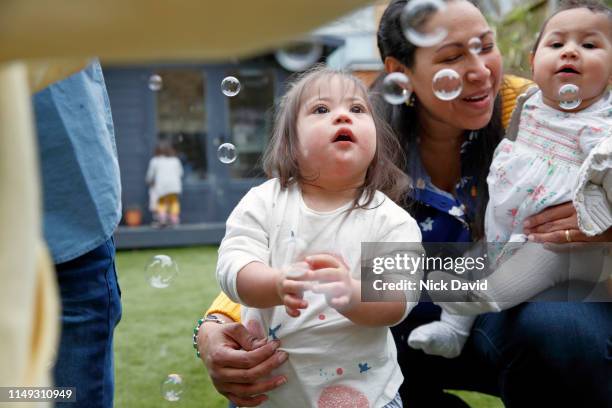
xmin=192 ymin=315 xmax=223 ymax=358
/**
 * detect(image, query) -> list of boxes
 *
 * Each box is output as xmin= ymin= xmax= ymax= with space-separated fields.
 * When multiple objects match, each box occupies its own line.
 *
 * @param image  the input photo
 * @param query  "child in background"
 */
xmin=145 ymin=140 xmax=184 ymax=226
xmin=216 ymin=67 xmax=423 ymax=407
xmin=409 ymin=0 xmax=612 ymax=359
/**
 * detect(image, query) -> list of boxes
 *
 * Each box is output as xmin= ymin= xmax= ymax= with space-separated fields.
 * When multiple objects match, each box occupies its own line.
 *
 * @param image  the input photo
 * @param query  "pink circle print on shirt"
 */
xmin=318 ymin=385 xmax=369 ymax=408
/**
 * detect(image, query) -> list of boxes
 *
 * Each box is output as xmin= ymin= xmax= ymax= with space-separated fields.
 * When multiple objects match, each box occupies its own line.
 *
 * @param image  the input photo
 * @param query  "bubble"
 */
xmin=148 ymin=74 xmax=163 ymax=91
xmin=161 ymin=374 xmax=184 ymax=402
xmin=145 ymin=255 xmax=179 ymax=289
xmin=221 ymin=76 xmax=241 ymax=97
xmin=468 ymin=37 xmax=482 ymax=55
xmin=558 ymin=84 xmax=581 ymax=110
xmin=217 ymin=142 xmax=237 ymax=164
xmin=282 ymin=235 xmax=308 ymax=265
xmin=284 ymin=261 xmax=310 ymax=278
xmin=382 ymin=72 xmax=412 ymax=105
xmin=400 ymin=0 xmax=448 ymax=47
xmin=432 ymin=69 xmax=463 ymax=101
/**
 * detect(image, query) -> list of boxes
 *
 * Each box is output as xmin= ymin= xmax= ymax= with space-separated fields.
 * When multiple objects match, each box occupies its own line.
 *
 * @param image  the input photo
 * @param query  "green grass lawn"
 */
xmin=114 ymin=246 xmax=503 ymax=407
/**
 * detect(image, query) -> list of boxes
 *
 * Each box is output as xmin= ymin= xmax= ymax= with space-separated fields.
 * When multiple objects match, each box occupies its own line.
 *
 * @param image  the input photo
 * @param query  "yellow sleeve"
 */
xmin=206 ymin=292 xmax=241 ymax=323
xmin=501 ymin=74 xmax=533 ymax=130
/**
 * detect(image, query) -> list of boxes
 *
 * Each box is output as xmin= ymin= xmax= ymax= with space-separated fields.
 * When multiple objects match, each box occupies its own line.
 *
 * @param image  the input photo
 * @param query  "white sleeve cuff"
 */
xmin=575 ymin=184 xmax=612 ymax=236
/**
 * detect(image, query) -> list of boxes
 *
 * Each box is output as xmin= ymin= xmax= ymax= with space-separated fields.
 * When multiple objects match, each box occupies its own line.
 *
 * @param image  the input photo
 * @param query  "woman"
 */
xmin=196 ymin=1 xmax=612 ymax=406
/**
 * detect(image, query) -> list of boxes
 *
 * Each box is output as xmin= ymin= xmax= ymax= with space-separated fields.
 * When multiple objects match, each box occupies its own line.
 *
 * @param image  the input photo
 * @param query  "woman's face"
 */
xmin=404 ymin=0 xmax=503 ymax=131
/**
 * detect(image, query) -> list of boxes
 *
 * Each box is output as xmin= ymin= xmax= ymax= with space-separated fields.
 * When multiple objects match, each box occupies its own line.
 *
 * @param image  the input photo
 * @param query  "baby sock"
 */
xmin=407 ymin=312 xmax=474 ymax=358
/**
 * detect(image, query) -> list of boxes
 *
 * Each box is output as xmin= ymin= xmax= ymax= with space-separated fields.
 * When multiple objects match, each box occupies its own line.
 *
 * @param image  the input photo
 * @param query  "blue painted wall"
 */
xmin=103 ymin=62 xmax=289 ymax=226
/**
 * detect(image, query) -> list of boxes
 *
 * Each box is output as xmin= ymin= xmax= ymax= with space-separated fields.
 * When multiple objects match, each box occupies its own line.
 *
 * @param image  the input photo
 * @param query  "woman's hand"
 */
xmin=305 ymin=254 xmax=358 ymax=310
xmin=275 ymin=262 xmax=311 ymax=317
xmin=523 ymin=202 xmax=612 ymax=243
xmin=197 ymin=315 xmax=288 ymax=407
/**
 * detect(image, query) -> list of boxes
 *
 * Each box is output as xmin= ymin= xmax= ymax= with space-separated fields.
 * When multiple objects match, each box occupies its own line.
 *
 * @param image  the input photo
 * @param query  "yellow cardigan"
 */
xmin=205 ymin=74 xmax=533 ymax=323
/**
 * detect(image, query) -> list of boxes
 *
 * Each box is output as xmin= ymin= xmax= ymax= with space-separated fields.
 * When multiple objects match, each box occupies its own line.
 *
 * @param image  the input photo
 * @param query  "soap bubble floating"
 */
xmin=221 ymin=76 xmax=241 ymax=97
xmin=148 ymin=74 xmax=163 ymax=92
xmin=161 ymin=374 xmax=184 ymax=402
xmin=217 ymin=142 xmax=237 ymax=164
xmin=558 ymin=84 xmax=581 ymax=110
xmin=432 ymin=69 xmax=463 ymax=101
xmin=382 ymin=72 xmax=412 ymax=105
xmin=400 ymin=0 xmax=448 ymax=47
xmin=145 ymin=255 xmax=178 ymax=289
xmin=468 ymin=37 xmax=482 ymax=55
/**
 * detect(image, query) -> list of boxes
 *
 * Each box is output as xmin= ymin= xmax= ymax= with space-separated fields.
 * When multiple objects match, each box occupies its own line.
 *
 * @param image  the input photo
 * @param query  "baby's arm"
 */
xmin=306 ymin=219 xmax=423 ymax=327
xmin=574 ymin=135 xmax=612 ymax=236
xmin=235 ymin=262 xmax=282 ymax=308
xmin=303 ymin=253 xmax=406 ymax=326
xmin=216 ymin=185 xmax=309 ymax=314
xmin=216 ymin=186 xmax=275 ymax=305
xmin=235 ymin=261 xmax=311 ymax=316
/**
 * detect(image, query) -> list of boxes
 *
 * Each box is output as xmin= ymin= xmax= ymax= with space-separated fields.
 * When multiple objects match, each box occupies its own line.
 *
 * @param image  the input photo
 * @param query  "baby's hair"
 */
xmin=262 ymin=64 xmax=410 ymax=209
xmin=531 ymin=0 xmax=612 ymax=54
xmin=154 ymin=140 xmax=177 ymax=157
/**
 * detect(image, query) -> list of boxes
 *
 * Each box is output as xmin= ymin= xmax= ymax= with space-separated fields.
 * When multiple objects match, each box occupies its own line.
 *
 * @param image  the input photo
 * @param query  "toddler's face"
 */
xmin=532 ymin=8 xmax=612 ymax=110
xmin=295 ymin=76 xmax=376 ymax=188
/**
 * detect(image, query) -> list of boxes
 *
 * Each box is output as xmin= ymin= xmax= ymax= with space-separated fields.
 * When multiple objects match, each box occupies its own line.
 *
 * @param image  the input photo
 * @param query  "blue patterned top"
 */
xmin=403 ymin=133 xmax=482 ymax=316
xmin=407 ymin=132 xmax=481 ymax=243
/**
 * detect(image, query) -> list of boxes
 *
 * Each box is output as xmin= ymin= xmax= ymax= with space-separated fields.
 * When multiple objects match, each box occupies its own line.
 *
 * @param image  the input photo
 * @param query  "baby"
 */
xmin=409 ymin=0 xmax=612 ymax=358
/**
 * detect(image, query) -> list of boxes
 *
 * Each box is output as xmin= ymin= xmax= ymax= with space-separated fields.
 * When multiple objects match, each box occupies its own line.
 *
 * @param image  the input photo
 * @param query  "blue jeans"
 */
xmin=392 ymin=298 xmax=612 ymax=407
xmin=53 ymin=238 xmax=122 ymax=408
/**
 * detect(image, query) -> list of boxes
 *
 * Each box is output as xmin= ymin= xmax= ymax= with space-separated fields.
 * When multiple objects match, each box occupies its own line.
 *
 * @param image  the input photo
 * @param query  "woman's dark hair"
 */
xmin=531 ymin=0 xmax=612 ymax=54
xmin=263 ymin=64 xmax=411 ymax=210
xmin=374 ymin=0 xmax=504 ymax=240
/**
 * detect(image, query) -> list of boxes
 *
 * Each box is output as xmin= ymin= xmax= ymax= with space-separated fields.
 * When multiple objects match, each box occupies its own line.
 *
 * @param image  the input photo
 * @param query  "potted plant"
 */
xmin=124 ymin=204 xmax=143 ymax=227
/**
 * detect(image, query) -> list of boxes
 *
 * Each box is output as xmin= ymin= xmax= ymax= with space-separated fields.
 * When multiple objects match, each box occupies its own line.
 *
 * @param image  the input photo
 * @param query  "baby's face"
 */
xmin=532 ymin=8 xmax=612 ymax=111
xmin=295 ymin=76 xmax=377 ymax=188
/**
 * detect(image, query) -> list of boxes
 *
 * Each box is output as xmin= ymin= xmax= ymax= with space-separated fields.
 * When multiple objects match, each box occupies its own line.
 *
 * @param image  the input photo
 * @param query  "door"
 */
xmin=207 ymin=64 xmax=283 ymax=220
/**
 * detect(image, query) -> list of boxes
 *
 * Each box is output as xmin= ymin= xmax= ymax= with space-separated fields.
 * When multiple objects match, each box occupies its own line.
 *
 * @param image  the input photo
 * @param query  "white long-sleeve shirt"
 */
xmin=145 ymin=156 xmax=183 ymax=198
xmin=217 ymin=179 xmax=423 ymax=407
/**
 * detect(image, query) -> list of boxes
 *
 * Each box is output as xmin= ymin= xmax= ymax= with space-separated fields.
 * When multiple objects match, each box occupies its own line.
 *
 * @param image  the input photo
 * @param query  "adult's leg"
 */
xmin=472 ymin=299 xmax=612 ymax=407
xmin=53 ymin=238 xmax=122 ymax=408
xmin=393 ymin=304 xmax=499 ymax=408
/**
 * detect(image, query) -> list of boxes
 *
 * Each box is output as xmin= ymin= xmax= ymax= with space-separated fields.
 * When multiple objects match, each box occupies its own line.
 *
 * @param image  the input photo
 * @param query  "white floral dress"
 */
xmin=484 ymin=90 xmax=611 ymax=261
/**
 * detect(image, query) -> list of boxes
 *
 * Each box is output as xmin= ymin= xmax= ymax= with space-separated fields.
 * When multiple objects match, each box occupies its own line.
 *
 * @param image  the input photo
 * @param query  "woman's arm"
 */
xmin=196 ymin=312 xmax=288 ymax=407
xmin=205 ymin=292 xmax=241 ymax=322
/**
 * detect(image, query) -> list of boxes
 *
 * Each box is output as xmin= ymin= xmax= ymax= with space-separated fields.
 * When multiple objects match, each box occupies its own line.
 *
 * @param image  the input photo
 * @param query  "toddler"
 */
xmin=216 ymin=67 xmax=424 ymax=407
xmin=145 ymin=140 xmax=184 ymax=226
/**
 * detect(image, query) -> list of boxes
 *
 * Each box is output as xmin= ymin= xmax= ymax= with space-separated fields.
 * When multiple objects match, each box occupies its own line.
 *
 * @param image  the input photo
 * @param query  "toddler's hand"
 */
xmin=305 ymin=254 xmax=356 ymax=310
xmin=275 ymin=262 xmax=311 ymax=318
